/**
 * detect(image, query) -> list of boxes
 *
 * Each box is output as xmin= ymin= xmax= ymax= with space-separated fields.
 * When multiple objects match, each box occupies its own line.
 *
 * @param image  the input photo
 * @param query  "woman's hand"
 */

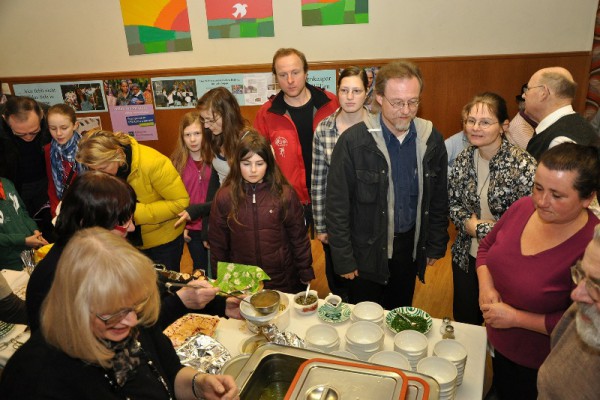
xmin=481 ymin=302 xmax=517 ymax=329
xmin=465 ymin=214 xmax=479 ymax=237
xmin=176 ymin=279 xmax=219 ymax=310
xmin=25 ymin=231 xmax=48 ymax=248
xmin=194 ymin=373 xmax=239 ymax=400
xmin=174 ymin=210 xmax=191 ymax=228
xmin=341 ymin=270 xmax=358 ymax=280
xmin=183 ymin=229 xmax=191 ymax=243
xmin=479 ymin=287 xmax=501 ymax=306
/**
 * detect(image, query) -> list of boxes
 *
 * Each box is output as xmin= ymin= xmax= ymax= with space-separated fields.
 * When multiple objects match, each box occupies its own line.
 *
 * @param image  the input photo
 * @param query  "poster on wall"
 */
xmin=307 ymin=70 xmax=337 ymax=93
xmin=13 ymin=81 xmax=107 ymax=112
xmin=152 ymin=77 xmax=198 ymax=109
xmin=109 ymin=105 xmax=158 ymax=141
xmin=120 ymin=0 xmax=193 ymax=55
xmin=301 ymin=0 xmax=369 ymax=26
xmin=205 ymin=0 xmax=274 ymax=39
xmin=104 ymin=79 xmax=153 ymax=107
xmin=76 ymin=116 xmax=102 ymax=135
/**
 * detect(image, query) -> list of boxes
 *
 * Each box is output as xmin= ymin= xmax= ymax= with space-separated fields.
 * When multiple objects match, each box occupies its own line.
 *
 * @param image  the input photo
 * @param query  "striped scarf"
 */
xmin=50 ymin=132 xmax=82 ymax=199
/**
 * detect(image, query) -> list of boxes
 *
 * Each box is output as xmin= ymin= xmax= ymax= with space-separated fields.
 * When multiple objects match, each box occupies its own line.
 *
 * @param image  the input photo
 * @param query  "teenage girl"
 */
xmin=44 ymin=104 xmax=82 ymax=217
xmin=208 ymin=131 xmax=314 ymax=293
xmin=170 ymin=111 xmax=212 ymax=270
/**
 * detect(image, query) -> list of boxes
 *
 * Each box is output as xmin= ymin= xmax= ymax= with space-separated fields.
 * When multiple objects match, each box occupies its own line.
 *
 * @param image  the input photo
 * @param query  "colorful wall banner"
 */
xmin=302 ymin=0 xmax=369 ymax=26
xmin=109 ymin=104 xmax=158 ymax=141
xmin=120 ymin=0 xmax=192 ymax=55
xmin=205 ymin=0 xmax=274 ymax=39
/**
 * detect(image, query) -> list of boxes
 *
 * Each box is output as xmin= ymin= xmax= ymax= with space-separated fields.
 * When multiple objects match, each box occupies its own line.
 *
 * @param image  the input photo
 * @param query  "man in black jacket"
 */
xmin=326 ymin=60 xmax=449 ymax=309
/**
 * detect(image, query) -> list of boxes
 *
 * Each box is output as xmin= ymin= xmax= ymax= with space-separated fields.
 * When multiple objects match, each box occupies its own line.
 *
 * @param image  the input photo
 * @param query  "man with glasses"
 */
xmin=523 ymin=67 xmax=597 ymax=160
xmin=0 ymin=96 xmax=53 ymax=241
xmin=254 ymin=48 xmax=338 ymax=227
xmin=538 ymin=225 xmax=600 ymax=398
xmin=326 ymin=60 xmax=448 ymax=309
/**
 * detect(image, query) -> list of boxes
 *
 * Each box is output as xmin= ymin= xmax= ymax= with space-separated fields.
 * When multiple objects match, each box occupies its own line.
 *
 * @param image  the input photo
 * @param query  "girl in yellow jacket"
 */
xmin=76 ymin=129 xmax=189 ymax=270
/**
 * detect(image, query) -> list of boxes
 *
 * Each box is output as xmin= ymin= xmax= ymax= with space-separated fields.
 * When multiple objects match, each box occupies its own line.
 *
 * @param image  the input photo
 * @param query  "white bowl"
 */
xmin=368 ymin=351 xmax=411 ymax=370
xmin=433 ymin=339 xmax=468 ymax=362
xmin=417 ymin=356 xmax=458 ymax=389
xmin=346 ymin=321 xmax=384 ymax=347
xmin=352 ymin=301 xmax=384 ymax=322
xmin=394 ymin=330 xmax=428 ymax=354
xmin=305 ymin=324 xmax=340 ymax=351
xmin=293 ymin=290 xmax=319 ymax=315
xmin=241 ymin=290 xmax=289 ymax=329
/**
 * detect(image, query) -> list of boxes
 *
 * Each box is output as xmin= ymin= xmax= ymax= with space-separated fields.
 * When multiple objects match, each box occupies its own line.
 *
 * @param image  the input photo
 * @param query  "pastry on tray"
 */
xmin=163 ymin=313 xmax=220 ymax=348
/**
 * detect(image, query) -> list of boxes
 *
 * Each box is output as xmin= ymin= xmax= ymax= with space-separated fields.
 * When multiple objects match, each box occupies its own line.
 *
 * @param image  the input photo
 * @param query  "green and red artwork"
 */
xmin=302 ymin=0 xmax=368 ymax=26
xmin=205 ymin=0 xmax=274 ymax=39
xmin=120 ymin=0 xmax=192 ymax=55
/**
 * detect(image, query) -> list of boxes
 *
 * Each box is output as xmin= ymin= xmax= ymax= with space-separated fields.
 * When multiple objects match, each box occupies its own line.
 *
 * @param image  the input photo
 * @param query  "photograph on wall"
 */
xmin=104 ymin=79 xmax=153 ymax=107
xmin=152 ymin=78 xmax=197 ymax=108
xmin=120 ymin=0 xmax=192 ymax=55
xmin=76 ymin=116 xmax=102 ymax=135
xmin=13 ymin=81 xmax=107 ymax=112
xmin=109 ymin=104 xmax=158 ymax=141
xmin=302 ymin=0 xmax=368 ymax=26
xmin=205 ymin=0 xmax=274 ymax=39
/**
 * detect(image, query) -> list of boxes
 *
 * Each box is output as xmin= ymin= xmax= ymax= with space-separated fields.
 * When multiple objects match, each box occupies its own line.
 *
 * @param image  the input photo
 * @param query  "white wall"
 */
xmin=0 ymin=0 xmax=597 ymax=77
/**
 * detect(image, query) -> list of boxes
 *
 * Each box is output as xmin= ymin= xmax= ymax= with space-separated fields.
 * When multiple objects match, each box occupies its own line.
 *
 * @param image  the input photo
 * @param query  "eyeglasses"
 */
xmin=113 ymin=218 xmax=134 ymax=234
xmin=199 ymin=115 xmax=221 ymax=125
xmin=339 ymin=88 xmax=365 ymax=97
xmin=95 ymin=296 xmax=150 ymax=327
xmin=522 ymin=85 xmax=544 ymax=94
xmin=464 ymin=118 xmax=499 ymax=130
xmin=571 ymin=261 xmax=600 ymax=302
xmin=383 ymin=96 xmax=420 ymax=111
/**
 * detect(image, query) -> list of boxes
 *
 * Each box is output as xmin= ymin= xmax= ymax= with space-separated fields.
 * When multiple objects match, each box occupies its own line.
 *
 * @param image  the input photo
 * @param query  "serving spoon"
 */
xmin=397 ymin=312 xmax=417 ymax=327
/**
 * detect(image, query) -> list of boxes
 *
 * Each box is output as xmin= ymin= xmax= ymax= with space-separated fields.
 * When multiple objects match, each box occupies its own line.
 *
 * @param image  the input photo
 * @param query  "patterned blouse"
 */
xmin=448 ymin=137 xmax=537 ymax=272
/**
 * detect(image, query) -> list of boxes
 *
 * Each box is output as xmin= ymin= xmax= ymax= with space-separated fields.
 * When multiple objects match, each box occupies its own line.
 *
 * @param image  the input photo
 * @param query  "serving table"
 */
xmin=215 ymin=293 xmax=487 ymax=400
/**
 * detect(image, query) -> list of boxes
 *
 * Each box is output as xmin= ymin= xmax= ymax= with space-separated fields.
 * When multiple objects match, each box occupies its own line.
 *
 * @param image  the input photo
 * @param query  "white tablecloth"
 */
xmin=0 ymin=269 xmax=30 ymax=367
xmin=215 ymin=294 xmax=487 ymax=400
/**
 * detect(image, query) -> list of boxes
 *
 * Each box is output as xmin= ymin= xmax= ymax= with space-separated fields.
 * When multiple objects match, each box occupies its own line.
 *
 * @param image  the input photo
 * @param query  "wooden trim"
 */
xmin=1 ymin=51 xmax=592 ymax=156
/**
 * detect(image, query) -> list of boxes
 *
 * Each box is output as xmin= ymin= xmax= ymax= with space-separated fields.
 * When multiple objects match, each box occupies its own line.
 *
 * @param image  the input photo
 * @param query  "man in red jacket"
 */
xmin=254 ymin=48 xmax=339 ymax=228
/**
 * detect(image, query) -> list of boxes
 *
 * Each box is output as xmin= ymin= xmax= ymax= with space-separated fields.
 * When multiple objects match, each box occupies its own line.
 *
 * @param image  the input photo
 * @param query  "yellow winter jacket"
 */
xmin=127 ymin=138 xmax=189 ymax=249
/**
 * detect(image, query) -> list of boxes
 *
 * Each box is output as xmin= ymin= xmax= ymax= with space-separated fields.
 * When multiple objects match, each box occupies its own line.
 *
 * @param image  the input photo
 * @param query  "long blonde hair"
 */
xmin=41 ymin=227 xmax=160 ymax=368
xmin=76 ymin=129 xmax=131 ymax=170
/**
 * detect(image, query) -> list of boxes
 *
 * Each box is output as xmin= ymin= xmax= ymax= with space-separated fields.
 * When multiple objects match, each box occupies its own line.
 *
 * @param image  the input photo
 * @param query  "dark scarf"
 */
xmin=102 ymin=329 xmax=143 ymax=387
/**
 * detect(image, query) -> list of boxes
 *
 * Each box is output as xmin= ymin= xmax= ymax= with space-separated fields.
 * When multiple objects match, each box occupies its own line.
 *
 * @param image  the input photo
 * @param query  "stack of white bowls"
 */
xmin=345 ymin=321 xmax=385 ymax=360
xmin=351 ymin=301 xmax=385 ymax=326
xmin=368 ymin=350 xmax=411 ymax=371
xmin=433 ymin=339 xmax=468 ymax=386
xmin=304 ymin=324 xmax=340 ymax=353
xmin=393 ymin=330 xmax=429 ymax=370
xmin=417 ymin=356 xmax=458 ymax=400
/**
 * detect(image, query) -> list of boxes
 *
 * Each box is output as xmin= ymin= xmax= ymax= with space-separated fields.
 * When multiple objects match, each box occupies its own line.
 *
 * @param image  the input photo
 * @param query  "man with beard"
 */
xmin=538 ymin=224 xmax=600 ymax=398
xmin=326 ymin=60 xmax=448 ymax=308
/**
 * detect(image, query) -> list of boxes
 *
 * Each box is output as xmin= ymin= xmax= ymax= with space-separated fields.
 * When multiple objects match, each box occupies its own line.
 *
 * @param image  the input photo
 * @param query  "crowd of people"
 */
xmin=0 ymin=48 xmax=600 ymax=399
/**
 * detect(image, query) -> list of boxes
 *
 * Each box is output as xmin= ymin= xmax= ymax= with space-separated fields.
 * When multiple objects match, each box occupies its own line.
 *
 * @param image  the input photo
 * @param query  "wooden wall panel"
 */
xmin=2 ymin=52 xmax=591 ymax=156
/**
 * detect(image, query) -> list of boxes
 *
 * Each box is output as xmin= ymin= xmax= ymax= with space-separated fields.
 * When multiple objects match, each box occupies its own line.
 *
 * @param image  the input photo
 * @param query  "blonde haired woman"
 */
xmin=1 ymin=227 xmax=238 ymax=399
xmin=76 ymin=129 xmax=189 ymax=270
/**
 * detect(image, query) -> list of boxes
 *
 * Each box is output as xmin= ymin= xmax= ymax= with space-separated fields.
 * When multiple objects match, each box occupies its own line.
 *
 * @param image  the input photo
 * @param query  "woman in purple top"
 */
xmin=477 ymin=143 xmax=600 ymax=400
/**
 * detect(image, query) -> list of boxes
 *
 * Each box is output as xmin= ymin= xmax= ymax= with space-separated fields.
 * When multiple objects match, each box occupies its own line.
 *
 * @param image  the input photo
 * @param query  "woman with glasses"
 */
xmin=449 ymin=93 xmax=537 ymax=325
xmin=76 ymin=129 xmax=189 ymax=271
xmin=476 ymin=143 xmax=600 ymax=399
xmin=311 ymin=66 xmax=370 ymax=301
xmin=174 ymin=88 xmax=251 ymax=274
xmin=2 ymin=227 xmax=239 ymax=400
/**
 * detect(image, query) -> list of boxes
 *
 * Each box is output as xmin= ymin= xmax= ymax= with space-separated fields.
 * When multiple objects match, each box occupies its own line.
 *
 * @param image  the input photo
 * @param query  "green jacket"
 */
xmin=0 ymin=178 xmax=38 ymax=270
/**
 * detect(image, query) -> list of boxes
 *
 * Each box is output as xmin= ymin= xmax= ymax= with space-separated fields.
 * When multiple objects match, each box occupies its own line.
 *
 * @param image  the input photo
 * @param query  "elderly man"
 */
xmin=524 ymin=67 xmax=597 ymax=160
xmin=326 ymin=60 xmax=449 ymax=309
xmin=0 ymin=97 xmax=53 ymax=240
xmin=537 ymin=225 xmax=600 ymax=398
xmin=254 ymin=48 xmax=338 ymax=221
